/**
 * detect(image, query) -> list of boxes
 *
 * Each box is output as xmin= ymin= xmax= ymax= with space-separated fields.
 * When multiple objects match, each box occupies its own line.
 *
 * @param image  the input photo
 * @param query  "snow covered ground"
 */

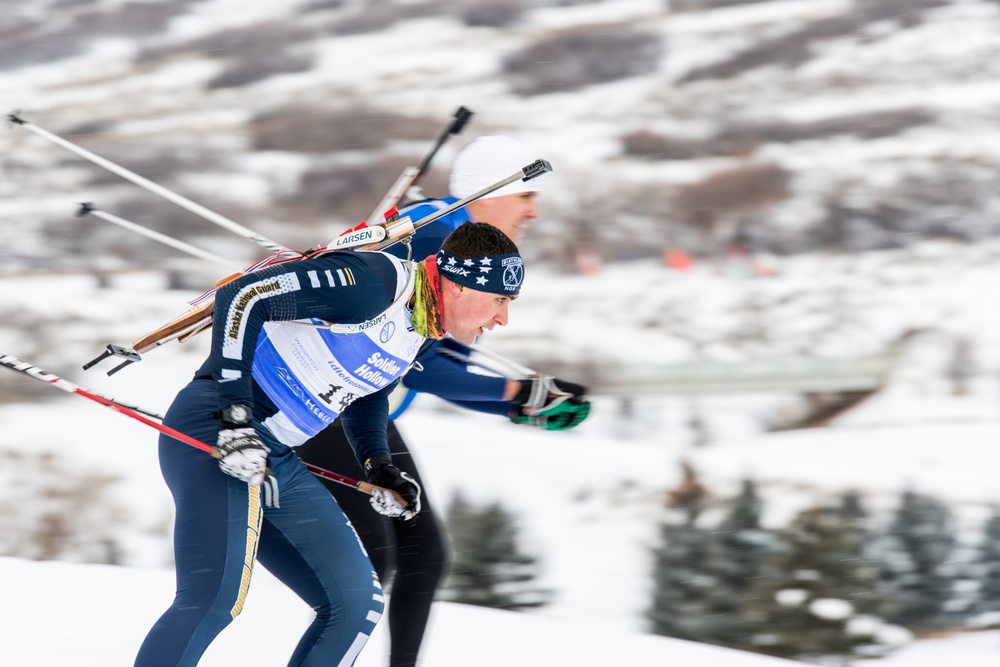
xmin=2 ymin=241 xmax=1000 ymax=662
xmin=4 ymin=0 xmax=1000 ymax=662
xmin=1 ymin=552 xmax=994 ymax=667
xmin=1 ymin=556 xmax=807 ymax=667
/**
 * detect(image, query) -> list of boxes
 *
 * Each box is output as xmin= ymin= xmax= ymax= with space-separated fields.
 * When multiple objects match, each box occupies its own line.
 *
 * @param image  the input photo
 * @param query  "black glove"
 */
xmin=510 ymin=376 xmax=591 ymax=431
xmin=364 ymin=453 xmax=421 ymax=520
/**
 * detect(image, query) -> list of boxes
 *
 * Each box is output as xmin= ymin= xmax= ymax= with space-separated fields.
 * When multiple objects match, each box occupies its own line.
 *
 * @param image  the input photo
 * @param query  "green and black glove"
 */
xmin=509 ymin=376 xmax=591 ymax=431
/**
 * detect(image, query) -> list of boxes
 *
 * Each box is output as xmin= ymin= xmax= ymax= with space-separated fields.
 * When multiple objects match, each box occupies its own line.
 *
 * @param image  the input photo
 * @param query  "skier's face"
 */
xmin=441 ymin=280 xmax=514 ymax=345
xmin=467 ymin=192 xmax=539 ymax=243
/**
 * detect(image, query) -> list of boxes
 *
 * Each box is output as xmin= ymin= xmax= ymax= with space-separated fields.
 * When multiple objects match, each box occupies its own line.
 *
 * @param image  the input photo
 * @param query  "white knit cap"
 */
xmin=449 ymin=136 xmax=545 ymax=200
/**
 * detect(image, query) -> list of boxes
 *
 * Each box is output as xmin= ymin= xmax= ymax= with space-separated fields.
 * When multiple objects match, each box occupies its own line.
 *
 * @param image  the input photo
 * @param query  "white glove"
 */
xmin=364 ymin=453 xmax=421 ymax=521
xmin=217 ymin=427 xmax=270 ymax=485
xmin=369 ymin=485 xmax=421 ymax=521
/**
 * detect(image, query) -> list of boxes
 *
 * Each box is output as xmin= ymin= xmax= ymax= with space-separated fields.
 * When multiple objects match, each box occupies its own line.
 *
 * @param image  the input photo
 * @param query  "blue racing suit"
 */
xmin=294 ymin=199 xmax=517 ymax=667
xmin=387 ymin=196 xmax=510 ymax=415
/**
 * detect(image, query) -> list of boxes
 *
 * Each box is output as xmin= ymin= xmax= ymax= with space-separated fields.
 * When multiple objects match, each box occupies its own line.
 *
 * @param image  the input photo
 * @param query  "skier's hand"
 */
xmin=215 ymin=404 xmax=270 ymax=485
xmin=509 ymin=376 xmax=591 ymax=431
xmin=364 ymin=453 xmax=421 ymax=521
xmin=511 ymin=399 xmax=591 ymax=431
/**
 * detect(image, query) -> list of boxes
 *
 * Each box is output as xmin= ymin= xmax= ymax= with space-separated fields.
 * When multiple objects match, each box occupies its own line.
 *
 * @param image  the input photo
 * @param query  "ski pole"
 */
xmin=362 ymin=105 xmax=473 ymax=225
xmin=329 ymin=157 xmax=552 ymax=251
xmin=78 ymin=203 xmax=243 ymax=270
xmin=83 ymin=158 xmax=553 ymax=373
xmin=8 ymin=112 xmax=294 ymax=255
xmin=0 ymin=352 xmax=396 ymax=499
xmin=434 ymin=338 xmax=540 ymax=379
xmin=466 ymin=343 xmax=541 ymax=378
xmin=435 ymin=340 xmax=576 ymax=405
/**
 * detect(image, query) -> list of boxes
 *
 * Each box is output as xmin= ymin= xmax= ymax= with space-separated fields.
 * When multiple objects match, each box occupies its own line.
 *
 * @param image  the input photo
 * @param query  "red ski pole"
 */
xmin=0 ymin=352 xmax=386 ymax=497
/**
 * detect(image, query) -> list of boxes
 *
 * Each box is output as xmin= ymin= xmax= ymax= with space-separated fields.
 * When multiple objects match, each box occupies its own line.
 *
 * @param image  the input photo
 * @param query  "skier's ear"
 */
xmin=442 ymin=276 xmax=465 ymax=299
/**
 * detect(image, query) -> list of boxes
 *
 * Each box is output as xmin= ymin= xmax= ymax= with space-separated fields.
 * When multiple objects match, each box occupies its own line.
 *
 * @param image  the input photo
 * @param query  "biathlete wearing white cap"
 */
xmin=294 ymin=136 xmax=588 ymax=667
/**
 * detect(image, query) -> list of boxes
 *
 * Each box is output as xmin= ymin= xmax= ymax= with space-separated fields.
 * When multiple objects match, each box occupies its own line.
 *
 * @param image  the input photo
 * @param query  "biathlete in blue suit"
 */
xmin=294 ymin=137 xmax=591 ymax=667
xmin=135 ymin=222 xmax=525 ymax=667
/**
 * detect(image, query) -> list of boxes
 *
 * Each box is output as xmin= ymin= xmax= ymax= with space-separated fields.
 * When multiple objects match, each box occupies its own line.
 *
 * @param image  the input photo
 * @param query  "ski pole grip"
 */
xmin=521 ymin=159 xmax=553 ymax=182
xmin=357 ymin=480 xmax=409 ymax=506
xmin=450 ymin=106 xmax=473 ymax=134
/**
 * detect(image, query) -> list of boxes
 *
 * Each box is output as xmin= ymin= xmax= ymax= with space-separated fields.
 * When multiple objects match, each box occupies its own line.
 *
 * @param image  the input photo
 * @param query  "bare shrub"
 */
xmin=209 ymin=52 xmax=313 ymax=89
xmin=139 ymin=21 xmax=314 ymax=65
xmin=680 ymin=0 xmax=951 ymax=82
xmin=0 ymin=449 xmax=128 ymax=564
xmin=303 ymin=0 xmax=348 ymax=10
xmin=77 ymin=146 xmax=220 ymax=186
xmin=670 ymin=0 xmax=772 ymax=9
xmin=621 ymin=109 xmax=934 ymax=160
xmin=460 ymin=0 xmax=525 ymax=27
xmin=503 ymin=23 xmax=663 ymax=94
xmin=529 ymin=0 xmax=604 ymax=5
xmin=535 ymin=171 xmax=675 ymax=268
xmin=250 ymin=104 xmax=442 ymax=153
xmin=62 ymin=119 xmax=117 ymax=138
xmin=858 ymin=0 xmax=953 ymax=26
xmin=622 ymin=129 xmax=691 ymax=159
xmin=36 ymin=194 xmax=241 ymax=265
xmin=0 ymin=0 xmax=193 ymax=69
xmin=73 ymin=0 xmax=186 ymax=38
xmin=672 ymin=163 xmax=790 ymax=252
xmin=799 ymin=164 xmax=1000 ymax=254
xmin=675 ymin=163 xmax=790 ymax=220
xmin=290 ymin=154 xmax=449 ymax=226
xmin=0 ymin=23 xmax=89 ymax=70
xmin=621 ymin=129 xmax=757 ymax=160
xmin=720 ymin=109 xmax=936 ymax=144
xmin=199 ymin=22 xmax=318 ymax=90
xmin=681 ymin=17 xmax=853 ymax=82
xmin=325 ymin=0 xmax=450 ymax=36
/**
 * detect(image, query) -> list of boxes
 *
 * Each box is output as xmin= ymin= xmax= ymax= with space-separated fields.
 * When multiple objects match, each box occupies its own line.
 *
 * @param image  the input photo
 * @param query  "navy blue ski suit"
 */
xmin=136 ymin=249 xmax=431 ymax=667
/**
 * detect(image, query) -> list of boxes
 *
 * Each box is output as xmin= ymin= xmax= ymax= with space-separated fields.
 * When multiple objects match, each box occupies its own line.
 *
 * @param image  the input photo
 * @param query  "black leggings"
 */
xmin=294 ymin=421 xmax=448 ymax=667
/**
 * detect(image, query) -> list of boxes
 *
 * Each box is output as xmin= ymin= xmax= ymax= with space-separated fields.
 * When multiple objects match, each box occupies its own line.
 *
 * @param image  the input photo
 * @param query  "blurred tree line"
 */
xmin=647 ymin=469 xmax=1000 ymax=664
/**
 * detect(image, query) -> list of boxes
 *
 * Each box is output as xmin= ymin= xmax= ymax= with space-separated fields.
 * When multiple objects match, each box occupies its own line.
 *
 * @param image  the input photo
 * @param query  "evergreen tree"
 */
xmin=875 ymin=490 xmax=959 ymax=631
xmin=733 ymin=494 xmax=900 ymax=664
xmin=438 ymin=492 xmax=550 ymax=610
xmin=648 ymin=461 xmax=713 ymax=639
xmin=648 ymin=519 xmax=714 ymax=639
xmin=697 ymin=478 xmax=779 ymax=647
xmin=972 ymin=506 xmax=1000 ymax=618
xmin=649 ymin=477 xmax=779 ymax=647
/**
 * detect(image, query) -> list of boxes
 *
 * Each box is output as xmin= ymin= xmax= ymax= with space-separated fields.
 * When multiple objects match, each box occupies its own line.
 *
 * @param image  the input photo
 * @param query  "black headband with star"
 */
xmin=435 ymin=249 xmax=524 ymax=296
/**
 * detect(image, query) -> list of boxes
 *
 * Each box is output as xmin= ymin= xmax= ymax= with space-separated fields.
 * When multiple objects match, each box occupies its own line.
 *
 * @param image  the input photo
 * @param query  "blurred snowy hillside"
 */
xmin=4 ymin=0 xmax=1000 ymax=664
xmin=4 ymin=0 xmax=1000 ymax=275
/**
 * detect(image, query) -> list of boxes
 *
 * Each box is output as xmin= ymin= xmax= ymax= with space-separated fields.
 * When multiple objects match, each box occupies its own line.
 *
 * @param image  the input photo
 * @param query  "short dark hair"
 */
xmin=440 ymin=222 xmax=518 ymax=259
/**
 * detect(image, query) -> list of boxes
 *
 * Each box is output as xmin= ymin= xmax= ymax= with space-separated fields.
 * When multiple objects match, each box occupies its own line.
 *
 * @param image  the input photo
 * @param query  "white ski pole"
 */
xmin=466 ymin=343 xmax=539 ymax=378
xmin=363 ymin=106 xmax=473 ymax=225
xmin=78 ymin=203 xmax=242 ymax=270
xmin=328 ymin=158 xmax=552 ymax=251
xmin=434 ymin=339 xmax=577 ymax=406
xmin=9 ymin=112 xmax=293 ymax=255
